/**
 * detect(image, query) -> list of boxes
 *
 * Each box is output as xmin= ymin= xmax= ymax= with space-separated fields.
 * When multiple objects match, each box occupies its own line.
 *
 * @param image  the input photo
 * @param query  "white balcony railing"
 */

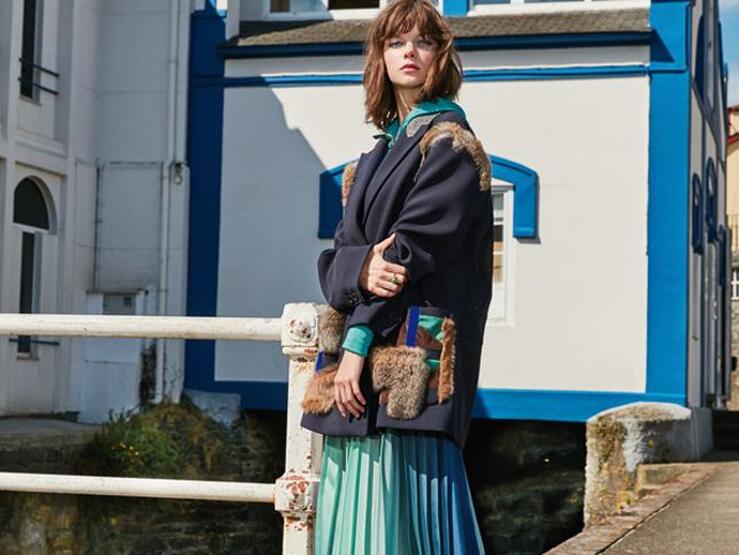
xmin=0 ymin=304 xmax=326 ymax=555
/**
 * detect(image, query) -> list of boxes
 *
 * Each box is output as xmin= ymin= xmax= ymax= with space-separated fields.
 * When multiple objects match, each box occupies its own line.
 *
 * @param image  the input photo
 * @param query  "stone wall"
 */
xmin=0 ymin=405 xmax=587 ymax=554
xmin=0 ymin=406 xmax=286 ymax=555
xmin=465 ymin=419 xmax=586 ymax=554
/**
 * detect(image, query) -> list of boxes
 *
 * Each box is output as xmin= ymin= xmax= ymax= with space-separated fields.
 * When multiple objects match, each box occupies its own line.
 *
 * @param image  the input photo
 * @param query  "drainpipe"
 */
xmin=154 ymin=0 xmax=182 ymax=404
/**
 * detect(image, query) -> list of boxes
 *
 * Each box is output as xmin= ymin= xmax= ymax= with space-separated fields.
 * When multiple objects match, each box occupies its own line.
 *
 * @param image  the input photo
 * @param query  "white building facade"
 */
xmin=183 ymin=0 xmax=731 ymax=421
xmin=0 ymin=0 xmax=194 ymax=421
xmin=0 ymin=0 xmax=730 ymax=425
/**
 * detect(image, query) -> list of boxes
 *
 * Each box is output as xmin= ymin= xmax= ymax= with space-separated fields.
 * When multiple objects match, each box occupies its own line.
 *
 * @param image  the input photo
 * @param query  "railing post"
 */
xmin=275 ymin=303 xmax=323 ymax=555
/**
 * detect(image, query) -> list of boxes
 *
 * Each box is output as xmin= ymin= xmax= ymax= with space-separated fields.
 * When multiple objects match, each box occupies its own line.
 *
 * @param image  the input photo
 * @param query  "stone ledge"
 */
xmin=0 ymin=418 xmax=100 ymax=450
xmin=583 ymin=402 xmax=712 ymax=525
xmin=544 ymin=463 xmax=719 ymax=554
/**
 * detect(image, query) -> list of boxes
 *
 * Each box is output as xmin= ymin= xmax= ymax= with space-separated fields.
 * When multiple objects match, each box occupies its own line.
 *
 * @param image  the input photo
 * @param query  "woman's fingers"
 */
xmin=351 ymin=381 xmax=366 ymax=406
xmin=340 ymin=383 xmax=363 ymax=417
xmin=383 ymin=261 xmax=407 ymax=276
xmin=369 ymin=282 xmax=399 ymax=297
xmin=335 ymin=387 xmax=347 ymax=418
xmin=334 ymin=378 xmax=365 ymax=418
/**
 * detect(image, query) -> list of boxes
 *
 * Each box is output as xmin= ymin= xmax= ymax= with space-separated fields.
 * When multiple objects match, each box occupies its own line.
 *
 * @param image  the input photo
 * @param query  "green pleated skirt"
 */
xmin=314 ymin=430 xmax=485 ymax=554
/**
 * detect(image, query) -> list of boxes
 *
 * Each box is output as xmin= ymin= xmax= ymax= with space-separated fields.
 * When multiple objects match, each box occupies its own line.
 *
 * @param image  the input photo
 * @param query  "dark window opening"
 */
xmin=13 ymin=178 xmax=49 ymax=230
xmin=20 ymin=0 xmax=38 ymax=99
xmin=329 ymin=0 xmax=380 ymax=7
xmin=18 ymin=232 xmax=36 ymax=354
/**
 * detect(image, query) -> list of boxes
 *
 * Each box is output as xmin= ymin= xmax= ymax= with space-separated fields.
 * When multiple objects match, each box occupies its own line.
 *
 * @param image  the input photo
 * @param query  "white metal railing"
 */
xmin=0 ymin=304 xmax=324 ymax=555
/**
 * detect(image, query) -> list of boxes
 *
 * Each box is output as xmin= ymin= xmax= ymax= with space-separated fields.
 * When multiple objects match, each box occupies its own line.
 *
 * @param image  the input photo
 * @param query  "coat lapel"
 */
xmin=361 ymin=114 xmax=438 ymax=226
xmin=344 ymin=138 xmax=388 ymax=242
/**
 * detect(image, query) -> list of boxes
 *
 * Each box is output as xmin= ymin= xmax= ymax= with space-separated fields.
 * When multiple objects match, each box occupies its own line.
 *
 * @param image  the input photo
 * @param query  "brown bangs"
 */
xmin=363 ymin=0 xmax=463 ymax=131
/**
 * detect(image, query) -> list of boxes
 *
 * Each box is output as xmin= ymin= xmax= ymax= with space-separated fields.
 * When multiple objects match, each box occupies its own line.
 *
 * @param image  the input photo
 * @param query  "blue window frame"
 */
xmin=318 ymin=154 xmax=540 ymax=239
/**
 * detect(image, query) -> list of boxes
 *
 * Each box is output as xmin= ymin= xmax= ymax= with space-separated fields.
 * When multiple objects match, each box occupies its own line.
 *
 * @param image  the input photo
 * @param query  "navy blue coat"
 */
xmin=300 ymin=111 xmax=493 ymax=449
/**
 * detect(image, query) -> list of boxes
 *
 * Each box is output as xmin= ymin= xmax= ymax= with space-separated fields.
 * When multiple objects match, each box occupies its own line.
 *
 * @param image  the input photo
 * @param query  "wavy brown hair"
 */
xmin=364 ymin=0 xmax=462 ymax=131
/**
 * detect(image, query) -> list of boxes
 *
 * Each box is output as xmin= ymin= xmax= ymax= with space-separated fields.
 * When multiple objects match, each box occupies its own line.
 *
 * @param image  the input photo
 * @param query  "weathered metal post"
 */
xmin=275 ymin=303 xmax=324 ymax=555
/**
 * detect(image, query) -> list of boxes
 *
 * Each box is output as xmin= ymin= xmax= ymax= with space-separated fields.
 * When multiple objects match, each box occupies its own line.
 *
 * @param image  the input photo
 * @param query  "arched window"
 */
xmin=706 ymin=159 xmax=718 ymax=242
xmin=12 ymin=178 xmax=52 ymax=356
xmin=13 ymin=178 xmax=50 ymax=229
xmin=692 ymin=174 xmax=704 ymax=254
xmin=695 ymin=16 xmax=705 ymax=103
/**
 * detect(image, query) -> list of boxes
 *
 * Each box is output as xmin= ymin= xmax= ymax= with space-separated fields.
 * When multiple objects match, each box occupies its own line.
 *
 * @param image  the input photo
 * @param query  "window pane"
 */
xmin=13 ymin=178 xmax=50 ymax=229
xmin=20 ymin=0 xmax=38 ymax=98
xmin=18 ymin=232 xmax=35 ymax=354
xmin=492 ymin=193 xmax=504 ymax=284
xmin=329 ymin=0 xmax=379 ymax=7
xmin=276 ymin=0 xmax=323 ymax=11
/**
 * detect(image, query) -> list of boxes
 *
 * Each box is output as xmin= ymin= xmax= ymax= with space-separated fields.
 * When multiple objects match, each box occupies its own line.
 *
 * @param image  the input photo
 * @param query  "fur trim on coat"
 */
xmin=317 ymin=306 xmax=346 ymax=354
xmin=340 ymin=161 xmax=358 ymax=208
xmin=300 ymin=361 xmax=338 ymax=414
xmin=419 ymin=121 xmax=491 ymax=191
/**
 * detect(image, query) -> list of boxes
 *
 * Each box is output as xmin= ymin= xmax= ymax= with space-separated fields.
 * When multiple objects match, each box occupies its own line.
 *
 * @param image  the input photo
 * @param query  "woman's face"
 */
xmin=383 ymin=24 xmax=437 ymax=93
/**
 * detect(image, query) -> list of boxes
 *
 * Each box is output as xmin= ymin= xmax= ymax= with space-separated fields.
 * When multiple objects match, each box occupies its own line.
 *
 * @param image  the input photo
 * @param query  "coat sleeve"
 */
xmin=343 ymin=131 xmax=486 ymax=339
xmin=317 ymin=216 xmax=373 ymax=313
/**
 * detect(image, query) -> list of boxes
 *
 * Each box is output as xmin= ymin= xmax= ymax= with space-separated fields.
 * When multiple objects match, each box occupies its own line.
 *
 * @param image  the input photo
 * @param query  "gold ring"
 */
xmin=391 ymin=273 xmax=399 ymax=284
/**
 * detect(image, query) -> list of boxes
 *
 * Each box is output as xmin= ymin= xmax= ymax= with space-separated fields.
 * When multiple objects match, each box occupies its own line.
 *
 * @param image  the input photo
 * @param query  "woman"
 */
xmin=300 ymin=0 xmax=493 ymax=552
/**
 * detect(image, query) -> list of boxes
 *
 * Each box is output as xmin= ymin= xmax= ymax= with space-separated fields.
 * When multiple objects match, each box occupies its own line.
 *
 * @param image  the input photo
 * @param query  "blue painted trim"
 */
xmin=318 ymin=162 xmax=354 ymax=238
xmin=471 ymin=389 xmax=685 ymax=421
xmin=644 ymin=0 xmax=691 ymax=400
xmin=443 ymin=0 xmax=468 ymax=17
xmin=319 ymin=154 xmax=539 ymax=241
xmin=491 ymin=155 xmax=539 ymax=239
xmin=406 ymin=306 xmax=420 ymax=348
xmin=223 ymin=380 xmax=684 ymax=420
xmin=184 ymin=3 xmax=226 ymax=395
xmin=218 ymin=31 xmax=652 ymax=59
xmin=221 ymin=65 xmax=650 ymax=89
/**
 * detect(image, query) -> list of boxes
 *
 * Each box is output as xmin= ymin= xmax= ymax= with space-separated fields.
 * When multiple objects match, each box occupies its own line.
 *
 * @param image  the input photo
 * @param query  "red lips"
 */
xmin=401 ymin=63 xmax=419 ymax=70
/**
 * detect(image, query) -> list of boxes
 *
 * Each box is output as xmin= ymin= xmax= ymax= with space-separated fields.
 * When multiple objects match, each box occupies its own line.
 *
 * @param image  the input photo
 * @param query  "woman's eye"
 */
xmin=418 ymin=38 xmax=433 ymax=47
xmin=388 ymin=40 xmax=403 ymax=48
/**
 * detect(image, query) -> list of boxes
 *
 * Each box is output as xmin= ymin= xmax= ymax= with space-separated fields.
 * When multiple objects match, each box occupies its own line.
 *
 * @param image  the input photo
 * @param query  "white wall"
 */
xmin=218 ymin=48 xmax=652 ymax=393
xmin=468 ymin=77 xmax=650 ymax=392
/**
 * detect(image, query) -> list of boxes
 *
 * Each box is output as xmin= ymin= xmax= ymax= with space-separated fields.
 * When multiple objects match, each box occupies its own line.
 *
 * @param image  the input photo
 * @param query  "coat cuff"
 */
xmin=318 ymin=243 xmax=373 ymax=311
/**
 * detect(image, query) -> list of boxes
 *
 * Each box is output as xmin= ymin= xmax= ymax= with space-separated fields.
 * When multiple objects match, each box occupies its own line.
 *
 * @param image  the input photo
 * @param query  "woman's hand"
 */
xmin=334 ymin=350 xmax=367 ymax=418
xmin=359 ymin=233 xmax=407 ymax=298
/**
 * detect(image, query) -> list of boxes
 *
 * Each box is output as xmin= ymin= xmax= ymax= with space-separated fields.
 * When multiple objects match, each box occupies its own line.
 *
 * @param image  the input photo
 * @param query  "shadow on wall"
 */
xmin=217 ymin=87 xmax=335 ymax=385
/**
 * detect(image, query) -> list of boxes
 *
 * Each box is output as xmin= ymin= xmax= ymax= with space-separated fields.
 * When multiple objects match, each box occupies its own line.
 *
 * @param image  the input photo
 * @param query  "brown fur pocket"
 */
xmin=369 ymin=344 xmax=429 ymax=420
xmin=437 ymin=317 xmax=456 ymax=403
xmin=301 ymin=363 xmax=338 ymax=414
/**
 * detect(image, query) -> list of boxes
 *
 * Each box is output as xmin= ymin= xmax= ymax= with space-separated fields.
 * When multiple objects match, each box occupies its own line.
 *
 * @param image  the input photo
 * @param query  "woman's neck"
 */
xmin=394 ymin=87 xmax=420 ymax=123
